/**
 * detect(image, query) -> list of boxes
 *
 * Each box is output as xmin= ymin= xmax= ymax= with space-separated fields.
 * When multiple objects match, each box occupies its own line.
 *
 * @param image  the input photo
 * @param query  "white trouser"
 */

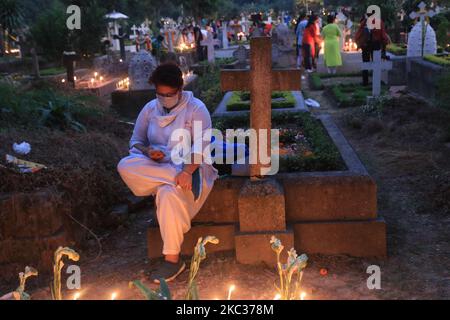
xmin=117 ymin=154 xmax=210 ymax=255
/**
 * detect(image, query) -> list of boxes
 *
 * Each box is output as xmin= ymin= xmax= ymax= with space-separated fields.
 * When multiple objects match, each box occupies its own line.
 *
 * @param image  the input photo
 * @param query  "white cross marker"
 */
xmin=131 ymin=25 xmax=138 ymax=37
xmin=361 ymin=50 xmax=392 ymax=97
xmin=201 ymin=31 xmax=220 ymax=63
xmin=222 ymin=23 xmax=229 ymax=49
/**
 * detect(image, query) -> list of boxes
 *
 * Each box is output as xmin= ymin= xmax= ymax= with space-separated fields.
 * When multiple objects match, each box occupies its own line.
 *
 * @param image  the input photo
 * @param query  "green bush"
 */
xmin=386 ymin=43 xmax=407 ymax=56
xmin=226 ymin=91 xmax=296 ymax=111
xmin=212 ymin=112 xmax=345 ymax=172
xmin=39 ymin=67 xmax=66 ymax=76
xmin=198 ymin=57 xmax=237 ymax=66
xmin=309 ymin=74 xmax=324 ymax=90
xmin=424 ymin=54 xmax=450 ymax=67
xmin=436 ymin=72 xmax=450 ymax=111
xmin=197 ymin=64 xmax=223 ymax=113
xmin=0 ymin=81 xmax=101 ymax=130
xmin=330 ymin=84 xmax=387 ymax=108
xmin=318 ymin=72 xmax=361 ymax=79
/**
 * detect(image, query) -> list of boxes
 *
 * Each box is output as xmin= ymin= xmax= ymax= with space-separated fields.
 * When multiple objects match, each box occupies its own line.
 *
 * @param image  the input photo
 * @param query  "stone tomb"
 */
xmin=147 ymin=38 xmax=387 ymax=264
xmin=148 ymin=114 xmax=387 ymax=263
xmin=111 ymin=50 xmax=199 ymax=119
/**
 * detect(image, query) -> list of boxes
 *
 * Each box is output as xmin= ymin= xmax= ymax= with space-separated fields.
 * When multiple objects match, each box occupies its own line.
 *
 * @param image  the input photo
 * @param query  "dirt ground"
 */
xmin=3 ymin=75 xmax=450 ymax=300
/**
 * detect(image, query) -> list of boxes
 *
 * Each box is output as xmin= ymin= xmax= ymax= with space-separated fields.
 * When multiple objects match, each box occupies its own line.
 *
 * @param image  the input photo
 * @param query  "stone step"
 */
xmin=147 ymin=218 xmax=386 ymax=260
xmin=293 ymin=218 xmax=387 ymax=258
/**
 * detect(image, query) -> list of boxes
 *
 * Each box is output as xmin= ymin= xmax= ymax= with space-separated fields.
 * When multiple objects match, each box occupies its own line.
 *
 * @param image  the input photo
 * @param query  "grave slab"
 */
xmin=293 ymin=218 xmax=387 ymax=257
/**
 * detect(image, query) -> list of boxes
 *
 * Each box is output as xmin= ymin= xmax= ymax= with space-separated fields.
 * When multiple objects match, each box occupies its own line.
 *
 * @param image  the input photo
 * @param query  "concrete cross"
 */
xmin=220 ymin=37 xmax=301 ymax=178
xmin=222 ymin=23 xmax=229 ymax=49
xmin=200 ymin=31 xmax=220 ymax=63
xmin=163 ymin=24 xmax=175 ymax=53
xmin=409 ymin=1 xmax=437 ymax=56
xmin=361 ymin=50 xmax=392 ymax=97
xmin=409 ymin=1 xmax=436 ymax=23
xmin=131 ymin=25 xmax=138 ymax=38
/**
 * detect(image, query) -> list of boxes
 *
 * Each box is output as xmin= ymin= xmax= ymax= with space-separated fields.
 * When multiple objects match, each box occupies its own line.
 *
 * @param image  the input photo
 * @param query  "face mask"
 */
xmin=156 ymin=93 xmax=180 ymax=109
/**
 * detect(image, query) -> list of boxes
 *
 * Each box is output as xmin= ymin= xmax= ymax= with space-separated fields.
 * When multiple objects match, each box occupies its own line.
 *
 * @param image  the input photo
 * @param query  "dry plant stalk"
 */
xmin=185 ymin=236 xmax=219 ymax=300
xmin=270 ymin=236 xmax=308 ymax=300
xmin=51 ymin=246 xmax=80 ymax=300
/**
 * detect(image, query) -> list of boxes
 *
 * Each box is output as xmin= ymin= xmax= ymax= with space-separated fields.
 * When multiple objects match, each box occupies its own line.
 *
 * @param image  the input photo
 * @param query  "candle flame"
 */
xmin=111 ymin=292 xmax=117 ymax=300
xmin=227 ymin=284 xmax=236 ymax=300
xmin=274 ymin=293 xmax=281 ymax=300
xmin=300 ymin=292 xmax=307 ymax=300
xmin=73 ymin=292 xmax=81 ymax=300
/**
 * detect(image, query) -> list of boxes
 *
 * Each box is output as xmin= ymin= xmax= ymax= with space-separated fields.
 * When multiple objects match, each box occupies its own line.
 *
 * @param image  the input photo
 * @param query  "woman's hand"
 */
xmin=175 ymin=171 xmax=192 ymax=190
xmin=148 ymin=148 xmax=165 ymax=162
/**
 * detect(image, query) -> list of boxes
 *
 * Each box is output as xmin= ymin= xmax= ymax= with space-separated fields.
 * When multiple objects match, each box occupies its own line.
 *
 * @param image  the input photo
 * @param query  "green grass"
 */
xmin=212 ymin=112 xmax=345 ymax=172
xmin=329 ymin=83 xmax=387 ymax=108
xmin=318 ymin=72 xmax=361 ymax=79
xmin=310 ymin=74 xmax=324 ymax=90
xmin=198 ymin=57 xmax=237 ymax=66
xmin=424 ymin=54 xmax=450 ymax=67
xmin=310 ymin=72 xmax=361 ymax=91
xmin=226 ymin=91 xmax=296 ymax=111
xmin=386 ymin=43 xmax=407 ymax=56
xmin=0 ymin=81 xmax=102 ymax=130
xmin=40 ymin=67 xmax=66 ymax=76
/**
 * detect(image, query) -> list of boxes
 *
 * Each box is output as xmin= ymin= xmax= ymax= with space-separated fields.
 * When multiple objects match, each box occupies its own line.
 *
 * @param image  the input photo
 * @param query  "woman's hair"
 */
xmin=306 ymin=15 xmax=318 ymax=28
xmin=149 ymin=63 xmax=184 ymax=89
xmin=327 ymin=15 xmax=336 ymax=24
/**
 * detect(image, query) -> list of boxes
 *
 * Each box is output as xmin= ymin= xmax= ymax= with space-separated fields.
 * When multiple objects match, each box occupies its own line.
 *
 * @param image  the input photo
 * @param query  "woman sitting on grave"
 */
xmin=117 ymin=63 xmax=219 ymax=283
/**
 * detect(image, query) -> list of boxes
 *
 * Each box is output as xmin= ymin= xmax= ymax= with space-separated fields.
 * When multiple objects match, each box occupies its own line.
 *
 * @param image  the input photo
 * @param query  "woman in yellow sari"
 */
xmin=321 ymin=15 xmax=342 ymax=74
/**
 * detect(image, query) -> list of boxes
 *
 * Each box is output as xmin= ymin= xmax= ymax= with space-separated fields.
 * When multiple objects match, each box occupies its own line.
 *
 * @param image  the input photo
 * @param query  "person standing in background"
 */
xmin=302 ymin=15 xmax=321 ymax=73
xmin=321 ymin=15 xmax=342 ymax=74
xmin=295 ymin=12 xmax=308 ymax=69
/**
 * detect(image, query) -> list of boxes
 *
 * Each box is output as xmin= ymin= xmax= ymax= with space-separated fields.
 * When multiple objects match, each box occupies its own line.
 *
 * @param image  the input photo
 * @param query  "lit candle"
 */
xmin=61 ymin=79 xmax=66 ymax=83
xmin=91 ymin=78 xmax=95 ymax=87
xmin=111 ymin=292 xmax=117 ymax=300
xmin=100 ymin=76 xmax=104 ymax=82
xmin=300 ymin=292 xmax=307 ymax=300
xmin=94 ymin=72 xmax=98 ymax=79
xmin=227 ymin=285 xmax=235 ymax=300
xmin=274 ymin=294 xmax=281 ymax=300
xmin=73 ymin=292 xmax=81 ymax=300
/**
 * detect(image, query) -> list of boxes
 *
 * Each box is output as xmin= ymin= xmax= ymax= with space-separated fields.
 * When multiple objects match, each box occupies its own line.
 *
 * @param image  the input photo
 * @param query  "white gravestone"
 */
xmin=361 ymin=50 xmax=393 ymax=97
xmin=128 ymin=50 xmax=158 ymax=90
xmin=407 ymin=1 xmax=437 ymax=57
xmin=222 ymin=23 xmax=229 ymax=49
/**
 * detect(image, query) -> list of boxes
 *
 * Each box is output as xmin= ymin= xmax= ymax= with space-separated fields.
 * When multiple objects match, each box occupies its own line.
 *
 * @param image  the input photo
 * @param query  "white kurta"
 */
xmin=117 ymin=91 xmax=219 ymax=255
